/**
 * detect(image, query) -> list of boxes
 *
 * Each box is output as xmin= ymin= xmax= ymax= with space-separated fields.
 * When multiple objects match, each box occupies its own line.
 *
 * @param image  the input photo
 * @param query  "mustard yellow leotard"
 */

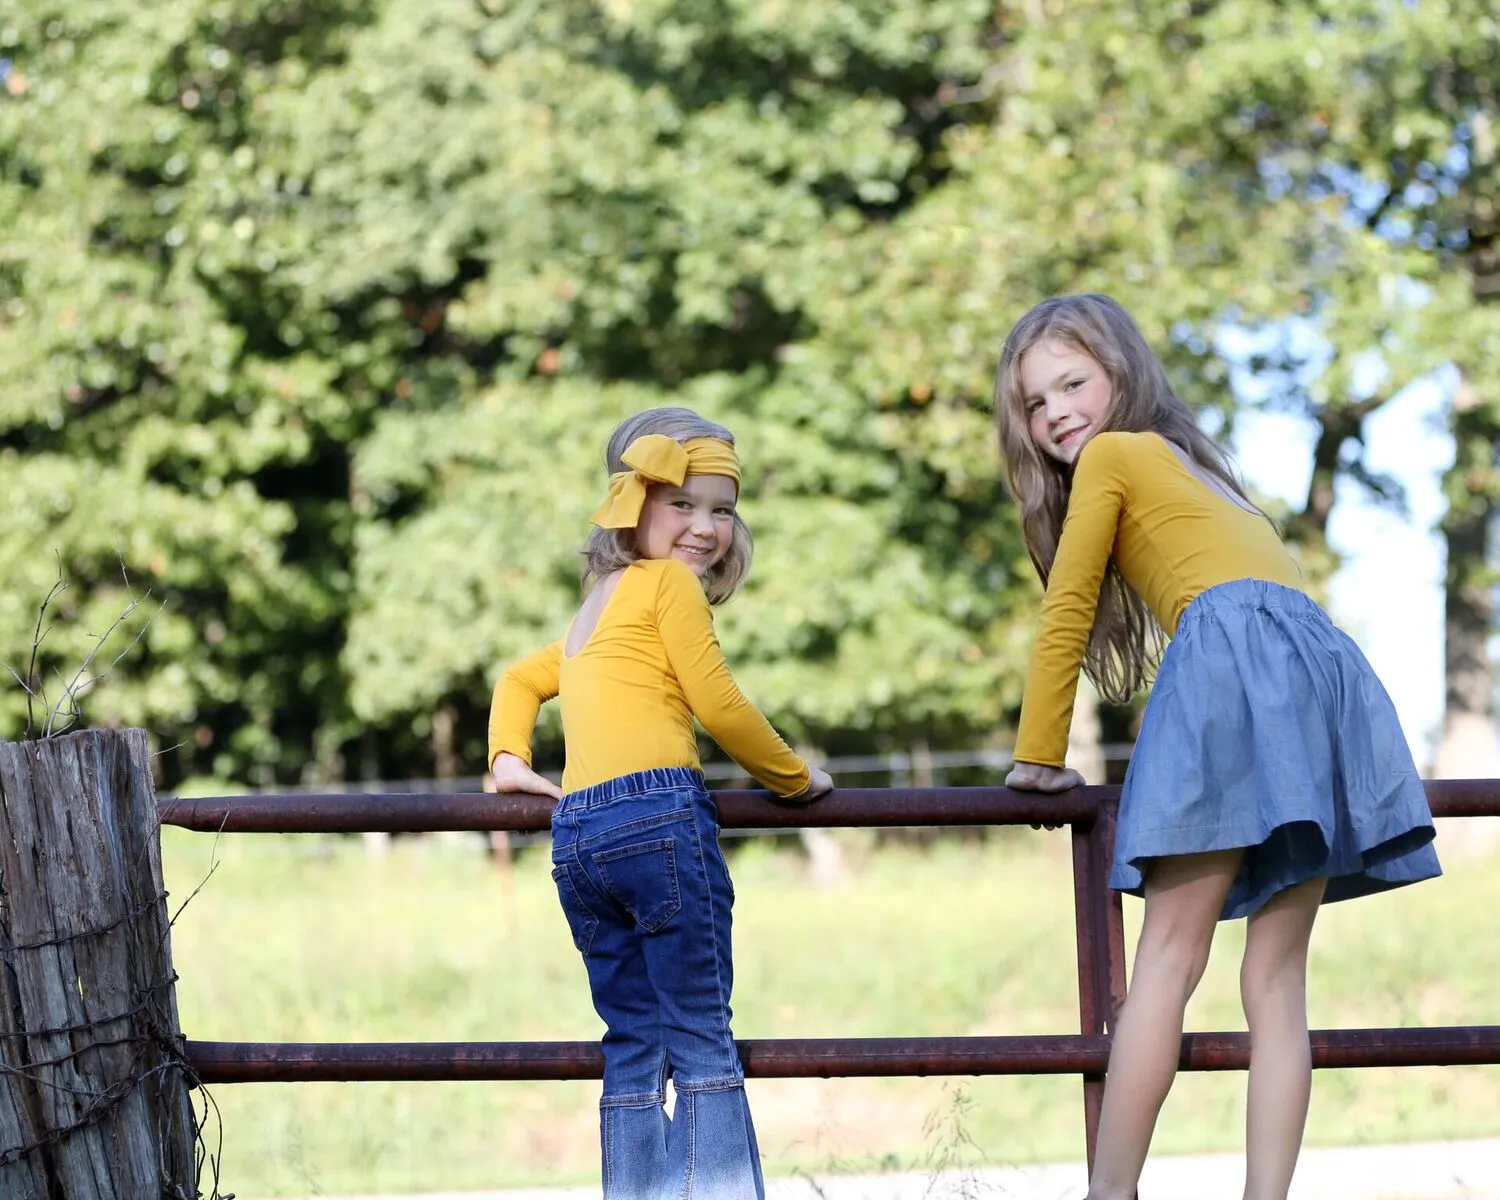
xmin=1014 ymin=431 xmax=1301 ymax=768
xmin=488 ymin=557 xmax=810 ymax=796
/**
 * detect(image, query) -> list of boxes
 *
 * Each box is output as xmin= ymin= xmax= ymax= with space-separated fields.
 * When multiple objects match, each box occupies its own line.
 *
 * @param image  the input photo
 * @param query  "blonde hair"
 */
xmin=995 ymin=294 xmax=1264 ymax=703
xmin=582 ymin=406 xmax=753 ymax=605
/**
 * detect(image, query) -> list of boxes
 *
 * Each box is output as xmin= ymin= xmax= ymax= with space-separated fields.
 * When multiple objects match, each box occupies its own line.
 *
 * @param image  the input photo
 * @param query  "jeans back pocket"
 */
xmin=593 ymin=838 xmax=682 ymax=932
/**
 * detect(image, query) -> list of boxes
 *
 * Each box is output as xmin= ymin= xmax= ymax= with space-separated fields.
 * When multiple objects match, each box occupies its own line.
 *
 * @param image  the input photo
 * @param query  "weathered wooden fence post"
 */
xmin=0 ymin=728 xmax=199 ymax=1198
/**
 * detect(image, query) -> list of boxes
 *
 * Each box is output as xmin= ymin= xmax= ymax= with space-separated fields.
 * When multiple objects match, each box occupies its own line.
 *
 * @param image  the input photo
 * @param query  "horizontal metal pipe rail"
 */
xmin=157 ymin=778 xmax=1494 ymax=834
xmin=185 ymin=1025 xmax=1500 ymax=1084
xmin=160 ymin=779 xmax=1500 ymax=1171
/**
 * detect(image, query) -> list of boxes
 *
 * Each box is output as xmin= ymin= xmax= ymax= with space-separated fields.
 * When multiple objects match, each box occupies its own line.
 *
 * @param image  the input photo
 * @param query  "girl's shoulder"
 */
xmin=604 ymin=558 xmax=670 ymax=584
xmin=1080 ymin=429 xmax=1161 ymax=460
xmin=572 ymin=562 xmax=683 ymax=641
xmin=1074 ymin=430 xmax=1162 ymax=479
xmin=628 ymin=556 xmax=704 ymax=595
xmin=628 ymin=557 xmax=673 ymax=580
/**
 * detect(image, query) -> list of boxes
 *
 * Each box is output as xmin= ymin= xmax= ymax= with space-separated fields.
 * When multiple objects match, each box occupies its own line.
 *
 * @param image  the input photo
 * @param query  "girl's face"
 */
xmin=1018 ymin=337 xmax=1115 ymax=465
xmin=635 ymin=474 xmax=737 ymax=576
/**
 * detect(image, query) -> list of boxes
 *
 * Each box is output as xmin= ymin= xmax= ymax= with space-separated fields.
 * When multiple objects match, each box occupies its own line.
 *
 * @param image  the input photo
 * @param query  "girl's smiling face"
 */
xmin=635 ymin=474 xmax=738 ymax=576
xmin=1019 ymin=337 xmax=1115 ymax=465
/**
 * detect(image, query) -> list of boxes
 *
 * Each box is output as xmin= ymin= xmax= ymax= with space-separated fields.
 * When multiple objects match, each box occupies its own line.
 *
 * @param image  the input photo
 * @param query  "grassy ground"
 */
xmin=161 ymin=824 xmax=1500 ymax=1196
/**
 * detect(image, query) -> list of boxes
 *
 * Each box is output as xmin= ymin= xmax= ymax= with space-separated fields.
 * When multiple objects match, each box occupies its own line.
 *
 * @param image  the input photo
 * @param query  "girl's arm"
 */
xmin=487 ymin=642 xmax=563 ymax=790
xmin=1011 ymin=435 xmax=1130 ymax=774
xmin=653 ymin=560 xmax=819 ymax=799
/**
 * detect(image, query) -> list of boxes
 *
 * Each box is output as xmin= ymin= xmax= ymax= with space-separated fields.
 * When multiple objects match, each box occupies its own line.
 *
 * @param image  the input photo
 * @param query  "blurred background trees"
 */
xmin=2 ymin=0 xmax=1496 ymax=789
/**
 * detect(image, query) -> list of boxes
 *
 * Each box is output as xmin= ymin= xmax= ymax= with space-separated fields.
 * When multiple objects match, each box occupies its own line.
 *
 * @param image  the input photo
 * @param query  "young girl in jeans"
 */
xmin=995 ymin=294 xmax=1441 ymax=1200
xmin=489 ymin=405 xmax=833 ymax=1199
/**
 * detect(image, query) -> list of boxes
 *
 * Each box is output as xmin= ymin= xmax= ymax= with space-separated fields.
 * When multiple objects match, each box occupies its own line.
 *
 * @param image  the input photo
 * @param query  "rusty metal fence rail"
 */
xmin=159 ymin=780 xmax=1500 ymax=1170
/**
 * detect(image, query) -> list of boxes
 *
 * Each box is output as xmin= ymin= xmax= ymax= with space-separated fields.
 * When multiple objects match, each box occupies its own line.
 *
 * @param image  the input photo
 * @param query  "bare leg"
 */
xmin=1240 ymin=876 xmax=1327 ymax=1200
xmin=1088 ymin=850 xmax=1243 ymax=1200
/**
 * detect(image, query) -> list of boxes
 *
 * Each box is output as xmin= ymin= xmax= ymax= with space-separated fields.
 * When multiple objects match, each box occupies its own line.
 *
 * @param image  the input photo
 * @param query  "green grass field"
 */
xmin=161 ymin=824 xmax=1500 ymax=1196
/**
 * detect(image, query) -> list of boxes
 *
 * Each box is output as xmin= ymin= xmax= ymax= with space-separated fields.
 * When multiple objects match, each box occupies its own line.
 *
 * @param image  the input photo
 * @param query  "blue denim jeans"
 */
xmin=550 ymin=767 xmax=764 ymax=1200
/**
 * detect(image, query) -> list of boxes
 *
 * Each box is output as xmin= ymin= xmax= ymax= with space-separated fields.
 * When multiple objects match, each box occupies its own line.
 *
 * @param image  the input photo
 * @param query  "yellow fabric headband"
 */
xmin=590 ymin=434 xmax=741 ymax=529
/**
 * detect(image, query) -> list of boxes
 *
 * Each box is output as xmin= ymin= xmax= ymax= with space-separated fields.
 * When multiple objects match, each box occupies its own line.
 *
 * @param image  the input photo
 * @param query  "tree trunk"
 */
xmin=1282 ymin=404 xmax=1364 ymax=591
xmin=1296 ymin=409 xmax=1358 ymax=542
xmin=361 ymin=727 xmax=392 ymax=858
xmin=431 ymin=704 xmax=459 ymax=781
xmin=0 ymin=728 xmax=199 ymax=1198
xmin=795 ymin=744 xmax=852 ymax=887
xmin=1430 ymin=381 xmax=1500 ymax=852
xmin=431 ymin=705 xmax=470 ymax=849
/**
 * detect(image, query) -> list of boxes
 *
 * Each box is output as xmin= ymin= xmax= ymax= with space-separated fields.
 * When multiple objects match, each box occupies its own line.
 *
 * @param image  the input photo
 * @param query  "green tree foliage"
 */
xmin=0 ymin=3 xmax=375 ymax=785
xmin=1121 ymin=0 xmax=1500 ymax=755
xmin=2 ymin=0 xmax=1035 ymax=782
xmin=320 ymin=0 xmax=1032 ymax=768
xmin=3 ymin=0 xmax=1495 ymax=785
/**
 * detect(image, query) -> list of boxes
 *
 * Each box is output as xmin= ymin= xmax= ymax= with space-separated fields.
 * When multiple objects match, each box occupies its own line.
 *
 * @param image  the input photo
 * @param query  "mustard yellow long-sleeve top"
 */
xmin=488 ymin=557 xmax=811 ymax=797
xmin=1014 ymin=431 xmax=1303 ymax=767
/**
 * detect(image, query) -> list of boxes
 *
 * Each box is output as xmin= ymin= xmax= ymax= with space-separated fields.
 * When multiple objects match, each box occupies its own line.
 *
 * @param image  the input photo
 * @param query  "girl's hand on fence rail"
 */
xmin=1005 ymin=762 xmax=1084 ymax=793
xmin=490 ymin=752 xmax=564 ymax=801
xmin=1005 ymin=761 xmax=1083 ymax=830
xmin=790 ymin=766 xmax=835 ymax=802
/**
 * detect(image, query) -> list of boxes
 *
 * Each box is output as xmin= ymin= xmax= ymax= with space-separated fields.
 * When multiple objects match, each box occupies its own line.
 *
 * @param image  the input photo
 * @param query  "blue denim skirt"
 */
xmin=1114 ymin=578 xmax=1442 ymax=919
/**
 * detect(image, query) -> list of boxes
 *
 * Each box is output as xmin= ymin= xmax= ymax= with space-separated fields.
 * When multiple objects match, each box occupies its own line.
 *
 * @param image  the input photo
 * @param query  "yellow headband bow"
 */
xmin=590 ymin=434 xmax=741 ymax=529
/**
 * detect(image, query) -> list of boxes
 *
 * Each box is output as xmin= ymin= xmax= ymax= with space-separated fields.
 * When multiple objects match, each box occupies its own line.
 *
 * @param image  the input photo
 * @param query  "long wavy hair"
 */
xmin=582 ymin=406 xmax=753 ymax=606
xmin=995 ymin=294 xmax=1263 ymax=702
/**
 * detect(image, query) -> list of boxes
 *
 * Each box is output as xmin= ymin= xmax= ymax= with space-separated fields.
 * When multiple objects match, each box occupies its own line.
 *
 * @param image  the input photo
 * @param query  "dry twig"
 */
xmin=1 ymin=556 xmax=162 ymax=740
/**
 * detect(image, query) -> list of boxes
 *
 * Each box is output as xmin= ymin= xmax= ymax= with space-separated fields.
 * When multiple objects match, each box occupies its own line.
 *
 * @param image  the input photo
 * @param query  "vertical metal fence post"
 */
xmin=1072 ymin=796 xmax=1129 ymax=1177
xmin=1071 ymin=817 xmax=1107 ymax=1174
xmin=1095 ymin=797 xmax=1129 ymax=1022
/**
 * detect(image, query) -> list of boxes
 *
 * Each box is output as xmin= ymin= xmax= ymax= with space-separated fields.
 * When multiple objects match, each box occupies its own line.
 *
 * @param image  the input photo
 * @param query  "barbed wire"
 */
xmin=0 ymin=890 xmax=230 ymax=1197
xmin=6 ymin=890 xmax=168 ymax=953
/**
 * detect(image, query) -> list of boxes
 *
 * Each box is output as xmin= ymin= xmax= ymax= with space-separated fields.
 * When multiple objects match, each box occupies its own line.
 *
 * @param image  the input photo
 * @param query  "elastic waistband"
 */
xmin=560 ymin=766 xmax=707 ymax=810
xmin=1181 ymin=578 xmax=1321 ymax=624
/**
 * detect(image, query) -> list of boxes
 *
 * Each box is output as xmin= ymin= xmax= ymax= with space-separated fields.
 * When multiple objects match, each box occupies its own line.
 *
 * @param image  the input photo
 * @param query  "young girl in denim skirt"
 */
xmin=995 ymin=295 xmax=1441 ymax=1200
xmin=488 ymin=406 xmax=833 ymax=1200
